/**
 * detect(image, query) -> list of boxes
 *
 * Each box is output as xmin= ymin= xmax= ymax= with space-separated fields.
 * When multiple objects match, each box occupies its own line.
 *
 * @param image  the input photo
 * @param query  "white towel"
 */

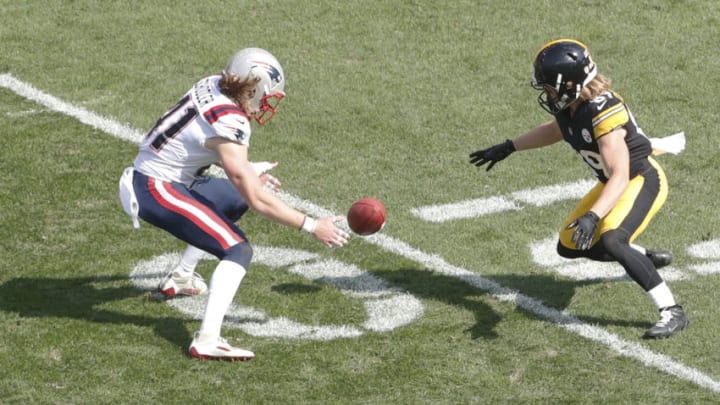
xmin=118 ymin=167 xmax=141 ymax=229
xmin=650 ymin=132 xmax=685 ymax=156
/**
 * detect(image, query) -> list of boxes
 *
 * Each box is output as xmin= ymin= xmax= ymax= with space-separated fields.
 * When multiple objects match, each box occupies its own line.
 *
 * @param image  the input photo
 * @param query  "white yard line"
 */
xmin=3 ymin=72 xmax=717 ymax=392
xmin=412 ymin=179 xmax=597 ymax=222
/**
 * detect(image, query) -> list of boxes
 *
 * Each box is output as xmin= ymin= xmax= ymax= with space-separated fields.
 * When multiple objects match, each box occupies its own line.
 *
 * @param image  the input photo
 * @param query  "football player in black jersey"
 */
xmin=469 ymin=39 xmax=687 ymax=339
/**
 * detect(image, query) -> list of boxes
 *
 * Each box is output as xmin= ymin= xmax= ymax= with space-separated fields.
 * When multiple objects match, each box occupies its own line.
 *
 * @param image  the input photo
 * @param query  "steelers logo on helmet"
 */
xmin=531 ymin=39 xmax=598 ymax=115
xmin=583 ymin=51 xmax=596 ymax=76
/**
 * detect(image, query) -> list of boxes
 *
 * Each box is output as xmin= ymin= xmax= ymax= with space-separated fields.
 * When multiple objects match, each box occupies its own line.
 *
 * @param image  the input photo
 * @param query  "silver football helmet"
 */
xmin=223 ymin=48 xmax=285 ymax=124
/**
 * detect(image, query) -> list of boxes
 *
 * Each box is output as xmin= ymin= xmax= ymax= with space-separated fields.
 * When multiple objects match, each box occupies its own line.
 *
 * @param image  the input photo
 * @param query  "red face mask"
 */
xmin=252 ymin=91 xmax=285 ymax=125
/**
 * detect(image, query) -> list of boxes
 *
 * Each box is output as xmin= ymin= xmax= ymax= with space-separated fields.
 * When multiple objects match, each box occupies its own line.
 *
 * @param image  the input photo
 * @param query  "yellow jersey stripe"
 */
xmin=592 ymin=104 xmax=629 ymax=137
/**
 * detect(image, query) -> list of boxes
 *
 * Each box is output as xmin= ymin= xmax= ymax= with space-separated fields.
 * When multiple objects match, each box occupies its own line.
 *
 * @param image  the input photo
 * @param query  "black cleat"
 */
xmin=646 ymin=249 xmax=673 ymax=269
xmin=643 ymin=305 xmax=688 ymax=339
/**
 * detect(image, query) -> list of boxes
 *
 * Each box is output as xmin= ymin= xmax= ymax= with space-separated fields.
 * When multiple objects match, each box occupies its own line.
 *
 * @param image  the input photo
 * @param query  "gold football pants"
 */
xmin=559 ymin=157 xmax=667 ymax=250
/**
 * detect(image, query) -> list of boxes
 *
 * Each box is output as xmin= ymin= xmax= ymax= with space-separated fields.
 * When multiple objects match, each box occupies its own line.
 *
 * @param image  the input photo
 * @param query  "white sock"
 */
xmin=198 ymin=260 xmax=247 ymax=338
xmin=647 ymin=281 xmax=676 ymax=309
xmin=630 ymin=244 xmax=647 ymax=255
xmin=173 ymin=245 xmax=207 ymax=276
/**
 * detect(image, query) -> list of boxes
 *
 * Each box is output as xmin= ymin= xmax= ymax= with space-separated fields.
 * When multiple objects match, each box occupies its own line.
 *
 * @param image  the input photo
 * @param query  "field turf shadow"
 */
xmin=373 ymin=268 xmax=501 ymax=340
xmin=0 ymin=275 xmax=191 ymax=353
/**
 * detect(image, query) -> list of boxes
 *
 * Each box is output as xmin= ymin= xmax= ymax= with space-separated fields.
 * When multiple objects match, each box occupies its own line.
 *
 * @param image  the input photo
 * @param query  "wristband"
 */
xmin=300 ymin=216 xmax=317 ymax=233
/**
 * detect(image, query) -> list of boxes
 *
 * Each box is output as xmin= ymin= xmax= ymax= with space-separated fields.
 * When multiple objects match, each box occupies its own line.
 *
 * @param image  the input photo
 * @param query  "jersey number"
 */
xmin=147 ymin=95 xmax=198 ymax=151
xmin=578 ymin=150 xmax=609 ymax=178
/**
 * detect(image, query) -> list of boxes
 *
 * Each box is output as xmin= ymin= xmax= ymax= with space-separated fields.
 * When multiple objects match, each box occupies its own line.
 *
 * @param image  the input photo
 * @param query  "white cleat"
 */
xmin=157 ymin=271 xmax=208 ymax=298
xmin=188 ymin=333 xmax=254 ymax=361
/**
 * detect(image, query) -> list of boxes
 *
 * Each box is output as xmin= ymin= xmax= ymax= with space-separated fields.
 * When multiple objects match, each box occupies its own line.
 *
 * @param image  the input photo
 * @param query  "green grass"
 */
xmin=2 ymin=0 xmax=720 ymax=403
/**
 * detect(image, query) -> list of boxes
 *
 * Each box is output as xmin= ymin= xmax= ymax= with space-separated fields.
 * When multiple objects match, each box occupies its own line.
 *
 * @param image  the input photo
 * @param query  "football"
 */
xmin=347 ymin=197 xmax=386 ymax=235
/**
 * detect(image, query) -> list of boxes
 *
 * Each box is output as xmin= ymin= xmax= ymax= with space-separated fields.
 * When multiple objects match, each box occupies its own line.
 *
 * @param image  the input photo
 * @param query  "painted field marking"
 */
xmin=411 ymin=179 xmax=596 ymax=222
xmin=687 ymin=240 xmax=720 ymax=275
xmin=129 ymin=248 xmax=424 ymax=340
xmin=530 ymin=236 xmax=688 ymax=282
xmin=3 ymin=72 xmax=719 ymax=392
xmin=532 ymin=236 xmax=720 ymax=280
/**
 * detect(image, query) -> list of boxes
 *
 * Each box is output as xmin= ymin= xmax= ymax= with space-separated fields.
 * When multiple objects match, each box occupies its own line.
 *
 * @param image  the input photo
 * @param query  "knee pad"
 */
xmin=223 ymin=242 xmax=253 ymax=269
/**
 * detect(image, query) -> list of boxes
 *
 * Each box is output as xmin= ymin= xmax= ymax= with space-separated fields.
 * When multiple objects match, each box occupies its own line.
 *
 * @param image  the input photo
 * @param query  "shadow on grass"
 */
xmin=373 ymin=268 xmax=649 ymax=339
xmin=0 ymin=270 xmax=650 ymax=354
xmin=271 ymin=283 xmax=323 ymax=294
xmin=0 ymin=275 xmax=191 ymax=352
xmin=491 ymin=273 xmax=650 ymax=329
xmin=372 ymin=268 xmax=502 ymax=340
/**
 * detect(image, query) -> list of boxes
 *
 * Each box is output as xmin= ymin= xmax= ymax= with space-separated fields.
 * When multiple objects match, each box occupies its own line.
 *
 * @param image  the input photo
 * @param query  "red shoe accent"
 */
xmin=188 ymin=346 xmax=253 ymax=361
xmin=159 ymin=286 xmax=176 ymax=298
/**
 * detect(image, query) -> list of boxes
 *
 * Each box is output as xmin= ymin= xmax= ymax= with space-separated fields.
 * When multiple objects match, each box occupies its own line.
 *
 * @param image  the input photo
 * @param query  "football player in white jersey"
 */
xmin=469 ymin=39 xmax=688 ymax=339
xmin=120 ymin=48 xmax=349 ymax=361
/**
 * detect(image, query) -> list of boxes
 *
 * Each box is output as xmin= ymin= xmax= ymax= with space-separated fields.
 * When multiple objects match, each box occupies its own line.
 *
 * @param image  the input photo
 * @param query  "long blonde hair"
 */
xmin=219 ymin=73 xmax=261 ymax=114
xmin=580 ymin=73 xmax=612 ymax=101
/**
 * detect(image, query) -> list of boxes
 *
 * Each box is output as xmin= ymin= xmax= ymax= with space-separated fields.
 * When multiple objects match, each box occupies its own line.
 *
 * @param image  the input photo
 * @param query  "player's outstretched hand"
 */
xmin=314 ymin=216 xmax=350 ymax=248
xmin=260 ymin=172 xmax=282 ymax=192
xmin=567 ymin=211 xmax=600 ymax=250
xmin=469 ymin=139 xmax=516 ymax=171
xmin=253 ymin=161 xmax=282 ymax=192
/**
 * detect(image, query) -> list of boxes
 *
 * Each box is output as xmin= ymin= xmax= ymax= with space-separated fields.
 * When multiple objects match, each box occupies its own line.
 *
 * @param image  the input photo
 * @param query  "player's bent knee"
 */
xmin=230 ymin=203 xmax=250 ymax=221
xmin=598 ymin=229 xmax=628 ymax=257
xmin=223 ymin=242 xmax=253 ymax=269
xmin=557 ymin=240 xmax=583 ymax=259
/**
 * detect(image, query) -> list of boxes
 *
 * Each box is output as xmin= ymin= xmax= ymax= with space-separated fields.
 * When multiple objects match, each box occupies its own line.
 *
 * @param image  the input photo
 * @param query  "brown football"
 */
xmin=347 ymin=198 xmax=386 ymax=235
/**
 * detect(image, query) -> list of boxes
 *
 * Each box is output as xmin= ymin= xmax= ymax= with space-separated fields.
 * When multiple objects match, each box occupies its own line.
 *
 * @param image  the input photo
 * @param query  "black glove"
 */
xmin=469 ymin=139 xmax=516 ymax=171
xmin=567 ymin=211 xmax=600 ymax=250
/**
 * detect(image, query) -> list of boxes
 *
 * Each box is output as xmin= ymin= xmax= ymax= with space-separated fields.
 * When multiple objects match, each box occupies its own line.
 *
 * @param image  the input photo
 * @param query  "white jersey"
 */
xmin=133 ymin=75 xmax=252 ymax=185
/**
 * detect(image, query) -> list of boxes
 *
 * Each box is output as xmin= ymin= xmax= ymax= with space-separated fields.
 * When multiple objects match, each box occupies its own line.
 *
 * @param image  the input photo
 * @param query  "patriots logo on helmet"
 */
xmin=251 ymin=61 xmax=283 ymax=86
xmin=266 ymin=65 xmax=282 ymax=86
xmin=250 ymin=61 xmax=282 ymax=84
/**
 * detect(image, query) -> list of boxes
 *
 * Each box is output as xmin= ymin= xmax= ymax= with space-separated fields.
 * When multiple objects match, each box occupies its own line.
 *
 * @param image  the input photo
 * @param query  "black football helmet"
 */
xmin=531 ymin=39 xmax=597 ymax=114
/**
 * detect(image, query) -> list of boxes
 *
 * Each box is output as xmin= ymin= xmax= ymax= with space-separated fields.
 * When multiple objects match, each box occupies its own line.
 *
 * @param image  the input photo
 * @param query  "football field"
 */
xmin=2 ymin=1 xmax=720 ymax=403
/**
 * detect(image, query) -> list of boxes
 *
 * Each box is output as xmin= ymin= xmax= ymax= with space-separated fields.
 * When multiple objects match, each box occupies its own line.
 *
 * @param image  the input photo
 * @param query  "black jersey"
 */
xmin=555 ymin=91 xmax=653 ymax=183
